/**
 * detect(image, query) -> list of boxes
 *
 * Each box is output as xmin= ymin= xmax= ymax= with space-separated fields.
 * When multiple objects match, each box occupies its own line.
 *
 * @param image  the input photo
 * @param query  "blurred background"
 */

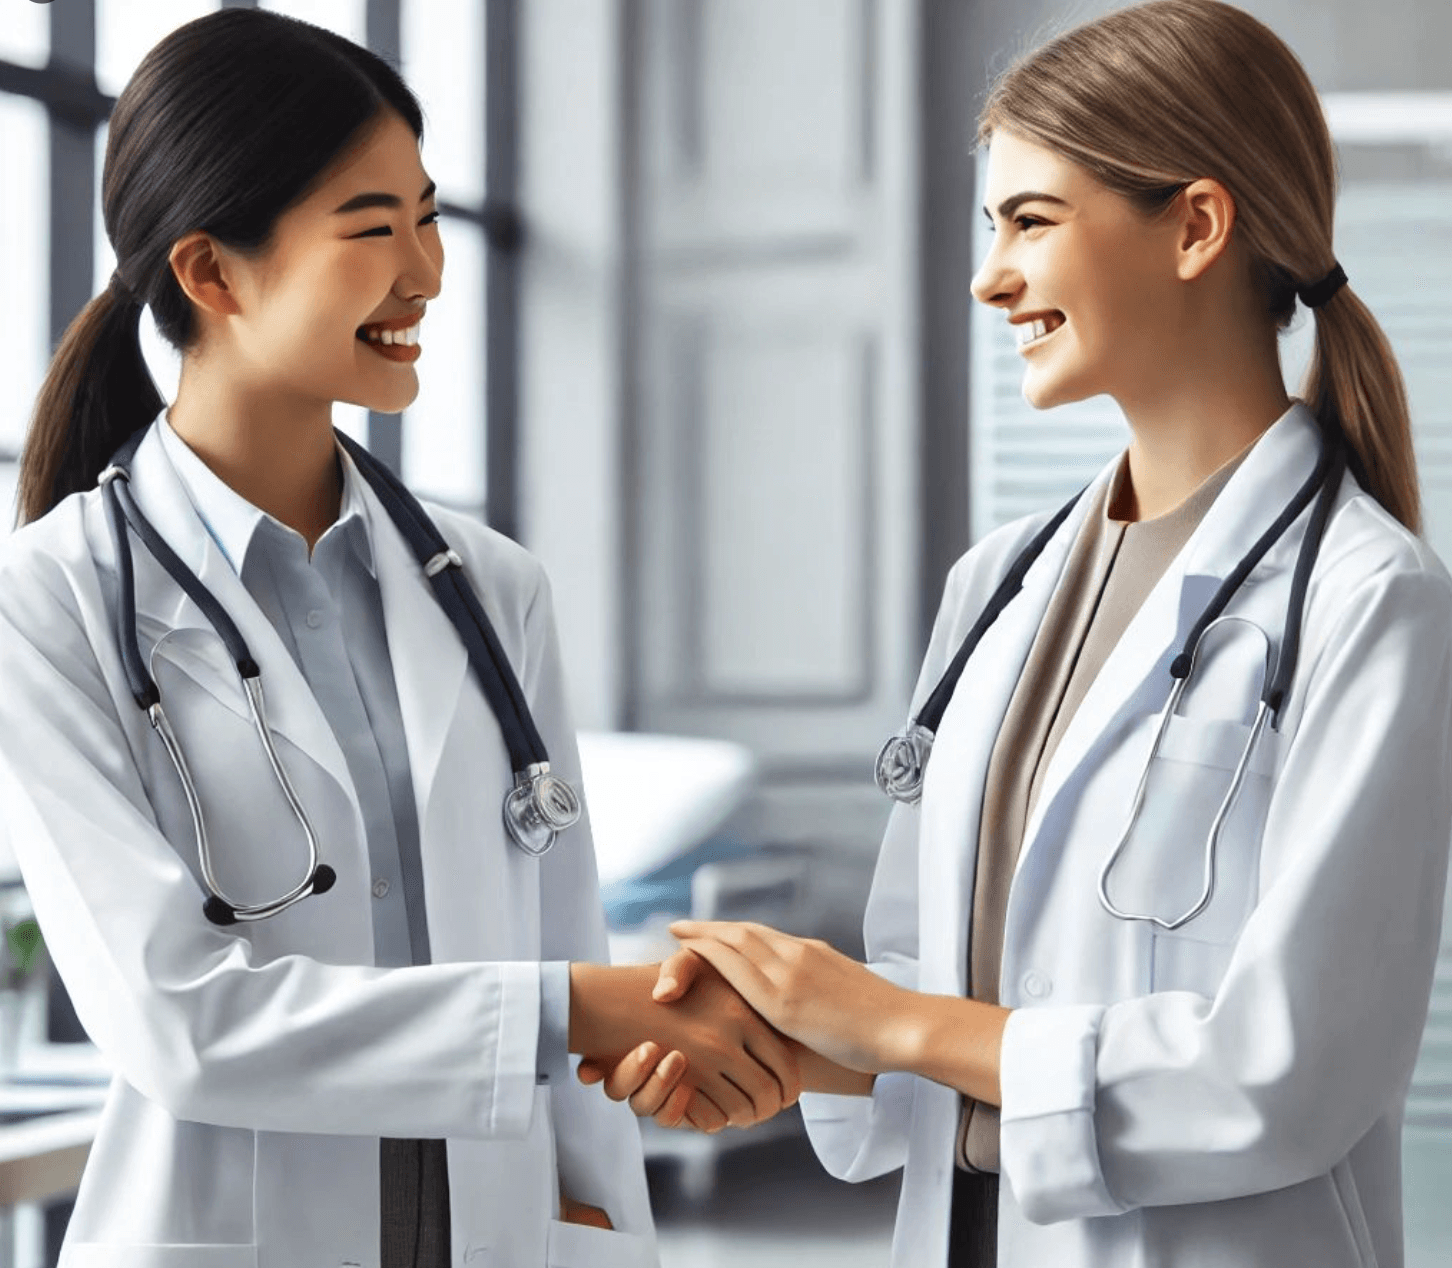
xmin=1 ymin=0 xmax=1450 ymax=1264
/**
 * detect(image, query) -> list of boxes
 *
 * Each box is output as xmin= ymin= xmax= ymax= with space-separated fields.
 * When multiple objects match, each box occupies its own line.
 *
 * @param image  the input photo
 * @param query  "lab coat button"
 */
xmin=306 ymin=609 xmax=324 ymax=629
xmin=1022 ymin=971 xmax=1051 ymax=1000
xmin=372 ymin=878 xmax=391 ymax=899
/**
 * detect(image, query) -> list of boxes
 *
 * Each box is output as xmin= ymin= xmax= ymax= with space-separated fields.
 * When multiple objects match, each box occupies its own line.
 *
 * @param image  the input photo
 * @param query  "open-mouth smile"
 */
xmin=356 ymin=312 xmax=424 ymax=363
xmin=1013 ymin=311 xmax=1065 ymax=352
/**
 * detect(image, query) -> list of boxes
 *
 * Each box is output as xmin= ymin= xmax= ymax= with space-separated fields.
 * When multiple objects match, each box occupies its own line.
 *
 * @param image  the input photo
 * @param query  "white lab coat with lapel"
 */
xmin=0 ymin=422 xmax=657 ymax=1268
xmin=802 ymin=404 xmax=1452 ymax=1268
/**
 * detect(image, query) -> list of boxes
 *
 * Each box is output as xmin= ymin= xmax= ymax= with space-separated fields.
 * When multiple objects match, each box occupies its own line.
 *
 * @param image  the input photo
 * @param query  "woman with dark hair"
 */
xmin=599 ymin=2 xmax=1452 ymax=1265
xmin=0 ymin=10 xmax=798 ymax=1265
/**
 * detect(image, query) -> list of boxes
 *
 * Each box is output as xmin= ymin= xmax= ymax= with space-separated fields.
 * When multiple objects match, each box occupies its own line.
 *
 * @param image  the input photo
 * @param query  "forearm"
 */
xmin=883 ymin=991 xmax=1010 ymax=1107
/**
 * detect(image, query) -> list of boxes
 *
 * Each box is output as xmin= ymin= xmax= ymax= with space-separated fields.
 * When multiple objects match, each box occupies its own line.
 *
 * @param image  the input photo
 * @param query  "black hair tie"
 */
xmin=1297 ymin=262 xmax=1347 ymax=309
xmin=108 ymin=271 xmax=138 ymax=306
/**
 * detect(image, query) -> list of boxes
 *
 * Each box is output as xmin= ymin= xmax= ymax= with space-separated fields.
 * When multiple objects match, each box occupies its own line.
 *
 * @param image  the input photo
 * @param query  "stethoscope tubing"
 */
xmin=100 ymin=424 xmax=578 ymax=924
xmin=335 ymin=433 xmax=549 ymax=772
xmin=101 ymin=443 xmax=334 ymax=924
xmin=878 ymin=423 xmax=1347 ymax=931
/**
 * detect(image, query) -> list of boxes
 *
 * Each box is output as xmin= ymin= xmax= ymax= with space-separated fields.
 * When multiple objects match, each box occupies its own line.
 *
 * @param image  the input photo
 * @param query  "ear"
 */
xmin=168 ymin=232 xmax=243 ymax=320
xmin=1174 ymin=177 xmax=1237 ymax=282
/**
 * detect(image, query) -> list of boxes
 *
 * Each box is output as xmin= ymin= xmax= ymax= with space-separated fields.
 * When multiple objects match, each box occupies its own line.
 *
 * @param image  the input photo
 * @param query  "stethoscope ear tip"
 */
xmin=311 ymin=865 xmax=337 ymax=896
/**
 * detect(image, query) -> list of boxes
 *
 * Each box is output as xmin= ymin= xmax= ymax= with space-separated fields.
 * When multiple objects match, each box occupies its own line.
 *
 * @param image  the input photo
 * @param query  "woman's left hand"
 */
xmin=667 ymin=920 xmax=913 ymax=1074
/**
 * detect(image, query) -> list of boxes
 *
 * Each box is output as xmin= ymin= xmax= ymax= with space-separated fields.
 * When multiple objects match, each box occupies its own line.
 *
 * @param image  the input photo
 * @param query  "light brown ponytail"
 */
xmin=19 ymin=281 xmax=163 ymax=526
xmin=1302 ymin=288 xmax=1419 ymax=532
xmin=979 ymin=0 xmax=1421 ymax=533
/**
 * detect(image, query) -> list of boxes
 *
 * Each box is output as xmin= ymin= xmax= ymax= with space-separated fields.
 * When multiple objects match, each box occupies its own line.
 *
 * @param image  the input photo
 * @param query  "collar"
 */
xmin=158 ymin=414 xmax=377 ymax=579
xmin=1178 ymin=399 xmax=1327 ymax=580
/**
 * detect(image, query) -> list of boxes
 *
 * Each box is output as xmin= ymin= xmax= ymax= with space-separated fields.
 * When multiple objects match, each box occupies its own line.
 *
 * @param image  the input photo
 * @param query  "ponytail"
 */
xmin=18 ymin=281 xmax=163 ymax=526
xmin=1303 ymin=288 xmax=1420 ymax=534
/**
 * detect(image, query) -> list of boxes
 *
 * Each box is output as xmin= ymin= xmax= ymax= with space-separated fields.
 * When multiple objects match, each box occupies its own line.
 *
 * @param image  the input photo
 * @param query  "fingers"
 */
xmin=673 ymin=936 xmax=780 ymax=1020
xmin=698 ymin=1069 xmax=757 ymax=1128
xmin=670 ymin=919 xmax=789 ymax=950
xmin=559 ymin=1194 xmax=614 ymax=1230
xmin=744 ymin=1023 xmax=803 ymax=1109
xmin=586 ymin=1041 xmax=662 ymax=1104
xmin=626 ymin=1050 xmax=689 ymax=1118
xmin=652 ymin=1080 xmax=695 ymax=1129
xmin=683 ymin=1088 xmax=730 ymax=1134
xmin=653 ymin=947 xmax=705 ymax=1003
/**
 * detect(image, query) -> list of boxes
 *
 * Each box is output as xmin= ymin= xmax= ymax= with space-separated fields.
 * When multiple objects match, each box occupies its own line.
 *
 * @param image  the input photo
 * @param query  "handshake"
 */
xmin=566 ymin=919 xmax=883 ymax=1134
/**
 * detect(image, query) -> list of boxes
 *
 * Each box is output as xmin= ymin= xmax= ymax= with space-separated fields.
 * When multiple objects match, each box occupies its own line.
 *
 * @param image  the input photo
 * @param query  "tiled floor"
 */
xmin=649 ymin=1125 xmax=899 ymax=1268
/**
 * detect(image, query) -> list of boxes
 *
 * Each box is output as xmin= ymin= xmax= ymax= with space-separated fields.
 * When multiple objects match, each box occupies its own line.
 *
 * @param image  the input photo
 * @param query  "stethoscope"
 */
xmin=98 ymin=426 xmax=582 ymax=927
xmin=876 ymin=424 xmax=1346 ymax=932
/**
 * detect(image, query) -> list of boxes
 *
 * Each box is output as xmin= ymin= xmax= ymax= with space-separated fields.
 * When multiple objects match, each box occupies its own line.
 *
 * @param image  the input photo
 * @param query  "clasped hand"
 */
xmin=567 ymin=957 xmax=804 ymax=1133
xmin=577 ymin=921 xmax=893 ymax=1129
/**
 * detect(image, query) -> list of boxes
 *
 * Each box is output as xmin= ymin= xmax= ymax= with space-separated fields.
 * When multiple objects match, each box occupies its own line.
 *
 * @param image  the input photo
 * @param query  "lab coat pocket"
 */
xmin=63 ymin=1246 xmax=257 ymax=1268
xmin=545 ymin=1219 xmax=653 ymax=1268
xmin=1109 ymin=712 xmax=1282 ymax=991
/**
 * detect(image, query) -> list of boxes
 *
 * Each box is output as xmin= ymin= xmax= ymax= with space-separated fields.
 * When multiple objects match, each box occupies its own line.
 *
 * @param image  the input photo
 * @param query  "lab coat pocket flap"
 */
xmin=545 ymin=1219 xmax=653 ymax=1268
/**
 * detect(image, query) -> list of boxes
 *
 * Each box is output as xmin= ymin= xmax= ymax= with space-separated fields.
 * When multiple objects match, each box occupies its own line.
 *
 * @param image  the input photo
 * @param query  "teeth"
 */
xmin=363 ymin=322 xmax=421 ymax=346
xmin=1016 ymin=317 xmax=1053 ymax=348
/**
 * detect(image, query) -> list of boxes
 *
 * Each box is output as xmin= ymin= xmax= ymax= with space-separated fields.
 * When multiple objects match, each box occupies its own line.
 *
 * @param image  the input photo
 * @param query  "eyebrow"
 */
xmin=333 ymin=180 xmax=437 ymax=215
xmin=982 ymin=190 xmax=1072 ymax=224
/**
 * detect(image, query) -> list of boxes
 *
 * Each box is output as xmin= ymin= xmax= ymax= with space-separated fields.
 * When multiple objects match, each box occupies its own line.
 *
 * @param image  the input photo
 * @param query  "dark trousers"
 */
xmin=380 ymin=1138 xmax=451 ymax=1267
xmin=947 ymin=1168 xmax=999 ymax=1267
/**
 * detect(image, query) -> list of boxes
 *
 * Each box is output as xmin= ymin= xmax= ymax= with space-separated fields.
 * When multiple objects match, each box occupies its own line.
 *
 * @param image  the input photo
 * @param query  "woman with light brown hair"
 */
xmin=587 ymin=1 xmax=1452 ymax=1264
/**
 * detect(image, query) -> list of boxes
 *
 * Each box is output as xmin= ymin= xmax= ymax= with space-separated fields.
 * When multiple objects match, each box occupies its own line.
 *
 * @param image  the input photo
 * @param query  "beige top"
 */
xmin=959 ymin=444 xmax=1252 ymax=1172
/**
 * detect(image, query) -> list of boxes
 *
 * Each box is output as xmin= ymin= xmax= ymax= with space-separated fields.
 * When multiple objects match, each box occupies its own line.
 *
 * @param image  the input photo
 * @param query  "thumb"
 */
xmin=652 ymin=946 xmax=705 ymax=1002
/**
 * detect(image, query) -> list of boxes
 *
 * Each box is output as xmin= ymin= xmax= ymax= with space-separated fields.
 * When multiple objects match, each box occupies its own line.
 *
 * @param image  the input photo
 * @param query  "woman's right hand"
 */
xmin=569 ymin=958 xmax=802 ymax=1131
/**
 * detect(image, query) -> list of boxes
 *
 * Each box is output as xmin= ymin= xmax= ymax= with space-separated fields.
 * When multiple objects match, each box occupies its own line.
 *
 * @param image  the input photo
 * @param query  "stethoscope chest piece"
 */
xmin=503 ymin=762 xmax=582 ymax=856
xmin=875 ymin=723 xmax=935 ymax=805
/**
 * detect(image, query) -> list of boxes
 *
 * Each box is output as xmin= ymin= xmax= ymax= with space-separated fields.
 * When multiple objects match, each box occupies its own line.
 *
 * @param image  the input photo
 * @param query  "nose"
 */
xmin=398 ymin=224 xmax=444 ymax=303
xmin=970 ymin=235 xmax=1020 ymax=309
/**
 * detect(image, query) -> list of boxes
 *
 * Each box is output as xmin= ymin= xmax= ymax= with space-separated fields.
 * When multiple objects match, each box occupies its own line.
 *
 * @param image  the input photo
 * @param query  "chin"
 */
xmin=1021 ymin=365 xmax=1098 ymax=412
xmin=351 ymin=378 xmax=420 ymax=416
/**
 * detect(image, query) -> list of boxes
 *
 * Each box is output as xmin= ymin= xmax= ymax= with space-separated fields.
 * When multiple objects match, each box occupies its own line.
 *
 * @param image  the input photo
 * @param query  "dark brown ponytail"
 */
xmin=19 ymin=283 xmax=162 ymax=524
xmin=18 ymin=8 xmax=424 ymax=525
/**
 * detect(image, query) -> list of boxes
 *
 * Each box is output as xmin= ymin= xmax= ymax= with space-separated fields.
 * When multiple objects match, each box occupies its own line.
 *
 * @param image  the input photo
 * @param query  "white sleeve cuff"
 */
xmin=801 ymin=1070 xmax=917 ymax=1182
xmin=487 ymin=961 xmax=543 ymax=1138
xmin=999 ymin=1003 xmax=1128 ymax=1224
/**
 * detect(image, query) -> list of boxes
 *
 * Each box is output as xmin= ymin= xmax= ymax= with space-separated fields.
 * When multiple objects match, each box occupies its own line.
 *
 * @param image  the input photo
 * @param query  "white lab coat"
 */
xmin=0 ymin=422 xmax=657 ymax=1268
xmin=801 ymin=403 xmax=1452 ymax=1268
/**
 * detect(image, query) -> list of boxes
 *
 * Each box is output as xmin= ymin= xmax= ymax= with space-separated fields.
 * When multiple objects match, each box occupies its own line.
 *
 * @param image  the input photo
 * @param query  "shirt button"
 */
xmin=306 ymin=609 xmax=325 ymax=629
xmin=1022 ymin=971 xmax=1052 ymax=1000
xmin=372 ymin=878 xmax=391 ymax=899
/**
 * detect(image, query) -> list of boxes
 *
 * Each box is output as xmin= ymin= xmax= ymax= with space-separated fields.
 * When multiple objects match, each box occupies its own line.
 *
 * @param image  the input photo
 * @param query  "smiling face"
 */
xmin=972 ymin=130 xmax=1188 ymax=412
xmin=210 ymin=108 xmax=444 ymax=415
